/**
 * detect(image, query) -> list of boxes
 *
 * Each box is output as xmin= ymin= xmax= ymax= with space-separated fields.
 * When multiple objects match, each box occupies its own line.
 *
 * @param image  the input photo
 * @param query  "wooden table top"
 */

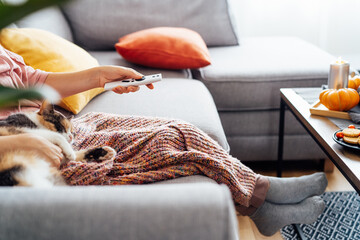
xmin=280 ymin=88 xmax=360 ymax=193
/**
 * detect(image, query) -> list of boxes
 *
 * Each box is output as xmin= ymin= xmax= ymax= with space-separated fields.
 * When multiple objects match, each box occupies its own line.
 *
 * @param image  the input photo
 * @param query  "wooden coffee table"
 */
xmin=278 ymin=88 xmax=360 ymax=194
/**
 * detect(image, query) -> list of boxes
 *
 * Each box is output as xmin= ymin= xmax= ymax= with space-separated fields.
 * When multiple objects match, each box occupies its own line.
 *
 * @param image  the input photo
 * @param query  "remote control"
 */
xmin=104 ymin=73 xmax=162 ymax=90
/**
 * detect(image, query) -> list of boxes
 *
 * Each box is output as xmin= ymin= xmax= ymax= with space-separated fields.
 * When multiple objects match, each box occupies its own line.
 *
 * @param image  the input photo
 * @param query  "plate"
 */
xmin=333 ymin=129 xmax=360 ymax=150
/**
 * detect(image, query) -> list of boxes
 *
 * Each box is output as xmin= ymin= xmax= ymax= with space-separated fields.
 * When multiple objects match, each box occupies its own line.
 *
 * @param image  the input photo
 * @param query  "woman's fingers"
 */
xmin=128 ymin=86 xmax=140 ymax=92
xmin=146 ymin=83 xmax=154 ymax=89
xmin=50 ymin=153 xmax=62 ymax=168
xmin=21 ymin=134 xmax=63 ymax=168
xmin=117 ymin=66 xmax=143 ymax=80
xmin=45 ymin=144 xmax=63 ymax=168
xmin=112 ymin=86 xmax=140 ymax=94
xmin=112 ymin=86 xmax=126 ymax=94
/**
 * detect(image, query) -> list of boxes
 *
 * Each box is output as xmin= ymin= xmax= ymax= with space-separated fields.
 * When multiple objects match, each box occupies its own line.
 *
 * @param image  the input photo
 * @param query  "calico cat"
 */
xmin=0 ymin=102 xmax=116 ymax=187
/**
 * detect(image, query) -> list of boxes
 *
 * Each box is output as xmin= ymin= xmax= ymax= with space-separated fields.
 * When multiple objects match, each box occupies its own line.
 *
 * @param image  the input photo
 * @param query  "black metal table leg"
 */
xmin=277 ymin=98 xmax=285 ymax=177
xmin=293 ymin=224 xmax=307 ymax=240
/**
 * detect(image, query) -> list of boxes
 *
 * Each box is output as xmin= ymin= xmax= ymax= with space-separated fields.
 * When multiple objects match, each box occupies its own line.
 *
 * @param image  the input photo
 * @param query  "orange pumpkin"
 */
xmin=319 ymin=88 xmax=359 ymax=111
xmin=348 ymin=76 xmax=360 ymax=90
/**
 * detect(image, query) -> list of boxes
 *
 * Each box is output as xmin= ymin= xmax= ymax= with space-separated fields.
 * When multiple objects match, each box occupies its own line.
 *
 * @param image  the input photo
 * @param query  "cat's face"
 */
xmin=37 ymin=103 xmax=74 ymax=143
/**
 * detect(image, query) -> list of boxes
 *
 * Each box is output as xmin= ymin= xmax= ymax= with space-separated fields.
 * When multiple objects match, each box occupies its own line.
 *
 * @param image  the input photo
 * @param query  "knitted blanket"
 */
xmin=61 ymin=112 xmax=257 ymax=207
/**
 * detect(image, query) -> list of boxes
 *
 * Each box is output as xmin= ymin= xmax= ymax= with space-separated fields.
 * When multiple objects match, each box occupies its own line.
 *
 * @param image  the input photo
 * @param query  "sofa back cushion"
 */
xmin=15 ymin=6 xmax=74 ymax=42
xmin=61 ymin=0 xmax=238 ymax=50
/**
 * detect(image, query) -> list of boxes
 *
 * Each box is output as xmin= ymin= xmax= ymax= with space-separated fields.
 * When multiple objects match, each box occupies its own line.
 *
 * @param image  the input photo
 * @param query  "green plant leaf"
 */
xmin=0 ymin=0 xmax=69 ymax=29
xmin=0 ymin=85 xmax=60 ymax=108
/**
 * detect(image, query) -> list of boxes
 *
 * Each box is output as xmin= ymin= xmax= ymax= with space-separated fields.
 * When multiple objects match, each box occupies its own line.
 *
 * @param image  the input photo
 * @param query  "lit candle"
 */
xmin=328 ymin=57 xmax=350 ymax=89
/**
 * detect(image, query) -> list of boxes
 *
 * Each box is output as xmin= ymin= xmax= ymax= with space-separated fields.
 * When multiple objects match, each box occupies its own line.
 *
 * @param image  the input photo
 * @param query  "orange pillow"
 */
xmin=115 ymin=27 xmax=211 ymax=69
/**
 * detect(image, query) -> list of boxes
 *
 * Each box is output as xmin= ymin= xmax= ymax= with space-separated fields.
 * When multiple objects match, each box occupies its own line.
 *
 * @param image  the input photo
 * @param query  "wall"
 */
xmin=230 ymin=0 xmax=360 ymax=63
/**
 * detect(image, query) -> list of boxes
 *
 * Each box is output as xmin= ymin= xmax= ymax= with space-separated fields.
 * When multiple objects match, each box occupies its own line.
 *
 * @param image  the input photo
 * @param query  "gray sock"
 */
xmin=250 ymin=196 xmax=325 ymax=236
xmin=265 ymin=172 xmax=328 ymax=204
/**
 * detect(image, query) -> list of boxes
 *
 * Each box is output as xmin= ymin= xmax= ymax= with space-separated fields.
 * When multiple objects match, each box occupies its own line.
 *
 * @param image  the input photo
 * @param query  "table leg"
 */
xmin=293 ymin=224 xmax=307 ymax=240
xmin=277 ymin=98 xmax=285 ymax=177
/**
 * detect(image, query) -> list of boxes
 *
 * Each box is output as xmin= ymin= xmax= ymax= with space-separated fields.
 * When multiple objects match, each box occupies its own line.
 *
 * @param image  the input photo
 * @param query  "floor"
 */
xmin=237 ymin=161 xmax=355 ymax=240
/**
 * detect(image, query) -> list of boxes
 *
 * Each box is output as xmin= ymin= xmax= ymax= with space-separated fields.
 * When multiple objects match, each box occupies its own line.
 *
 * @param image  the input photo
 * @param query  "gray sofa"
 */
xmin=13 ymin=0 xmax=336 ymax=162
xmin=0 ymin=0 xmax=336 ymax=239
xmin=1 ymin=1 xmax=238 ymax=240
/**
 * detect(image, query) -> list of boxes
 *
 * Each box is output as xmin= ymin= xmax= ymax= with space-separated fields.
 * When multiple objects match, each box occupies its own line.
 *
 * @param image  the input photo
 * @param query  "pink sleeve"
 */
xmin=0 ymin=45 xmax=49 ymax=119
xmin=0 ymin=45 xmax=48 ymax=89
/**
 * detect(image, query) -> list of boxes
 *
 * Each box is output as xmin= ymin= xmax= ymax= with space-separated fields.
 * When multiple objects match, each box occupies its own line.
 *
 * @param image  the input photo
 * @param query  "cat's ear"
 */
xmin=38 ymin=101 xmax=54 ymax=115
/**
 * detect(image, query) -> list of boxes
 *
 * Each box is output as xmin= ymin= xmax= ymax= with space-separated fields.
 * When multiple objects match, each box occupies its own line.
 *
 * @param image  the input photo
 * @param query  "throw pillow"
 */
xmin=115 ymin=27 xmax=211 ymax=69
xmin=0 ymin=28 xmax=103 ymax=114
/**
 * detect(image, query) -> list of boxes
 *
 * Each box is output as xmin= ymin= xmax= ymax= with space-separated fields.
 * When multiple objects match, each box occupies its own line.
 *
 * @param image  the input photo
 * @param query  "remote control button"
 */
xmin=122 ymin=80 xmax=130 ymax=82
xmin=135 ymin=76 xmax=146 ymax=81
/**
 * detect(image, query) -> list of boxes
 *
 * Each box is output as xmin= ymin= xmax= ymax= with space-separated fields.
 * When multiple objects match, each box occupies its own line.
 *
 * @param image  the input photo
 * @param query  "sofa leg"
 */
xmin=323 ymin=158 xmax=335 ymax=173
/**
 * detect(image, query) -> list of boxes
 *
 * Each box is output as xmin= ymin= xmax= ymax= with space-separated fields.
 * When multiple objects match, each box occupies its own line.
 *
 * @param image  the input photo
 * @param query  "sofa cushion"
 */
xmin=77 ymin=78 xmax=230 ymax=152
xmin=220 ymin=109 xmax=308 ymax=137
xmin=193 ymin=37 xmax=335 ymax=110
xmin=0 ymin=184 xmax=238 ymax=240
xmin=15 ymin=6 xmax=73 ymax=42
xmin=219 ymin=109 xmax=326 ymax=161
xmin=88 ymin=51 xmax=192 ymax=79
xmin=61 ymin=0 xmax=238 ymax=50
xmin=115 ymin=27 xmax=211 ymax=69
xmin=228 ymin=134 xmax=325 ymax=161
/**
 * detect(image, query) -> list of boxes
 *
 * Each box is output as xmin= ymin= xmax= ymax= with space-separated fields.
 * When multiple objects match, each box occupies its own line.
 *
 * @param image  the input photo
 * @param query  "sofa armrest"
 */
xmin=0 ymin=183 xmax=239 ymax=240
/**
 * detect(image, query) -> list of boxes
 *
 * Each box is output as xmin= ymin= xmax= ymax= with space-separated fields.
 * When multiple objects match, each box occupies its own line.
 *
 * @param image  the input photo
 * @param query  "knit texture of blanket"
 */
xmin=61 ymin=112 xmax=257 ymax=208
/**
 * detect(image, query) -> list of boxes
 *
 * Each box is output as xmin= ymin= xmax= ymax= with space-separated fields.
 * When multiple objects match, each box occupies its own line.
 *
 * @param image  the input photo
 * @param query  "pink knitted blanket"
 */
xmin=61 ymin=112 xmax=257 ymax=207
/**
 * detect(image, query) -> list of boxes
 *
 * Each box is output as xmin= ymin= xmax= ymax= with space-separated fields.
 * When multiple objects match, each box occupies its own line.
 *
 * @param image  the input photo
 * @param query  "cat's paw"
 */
xmin=64 ymin=150 xmax=76 ymax=162
xmin=84 ymin=146 xmax=116 ymax=162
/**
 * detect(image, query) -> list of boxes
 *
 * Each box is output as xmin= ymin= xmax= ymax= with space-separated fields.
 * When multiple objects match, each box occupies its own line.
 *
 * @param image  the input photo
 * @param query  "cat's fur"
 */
xmin=0 ymin=103 xmax=116 ymax=187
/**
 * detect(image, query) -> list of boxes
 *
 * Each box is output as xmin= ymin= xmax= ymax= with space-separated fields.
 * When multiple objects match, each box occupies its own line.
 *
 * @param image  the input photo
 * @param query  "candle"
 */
xmin=328 ymin=57 xmax=350 ymax=89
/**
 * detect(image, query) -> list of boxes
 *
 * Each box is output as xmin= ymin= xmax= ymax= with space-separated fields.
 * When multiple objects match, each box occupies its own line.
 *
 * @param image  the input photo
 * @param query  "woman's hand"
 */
xmin=96 ymin=66 xmax=154 ymax=94
xmin=21 ymin=134 xmax=63 ymax=168
xmin=0 ymin=134 xmax=63 ymax=168
xmin=45 ymin=65 xmax=154 ymax=98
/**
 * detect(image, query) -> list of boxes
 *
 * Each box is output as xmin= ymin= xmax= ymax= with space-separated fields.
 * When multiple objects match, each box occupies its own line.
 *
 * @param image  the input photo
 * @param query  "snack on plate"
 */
xmin=343 ymin=136 xmax=359 ymax=145
xmin=336 ymin=125 xmax=360 ymax=145
xmin=342 ymin=128 xmax=360 ymax=137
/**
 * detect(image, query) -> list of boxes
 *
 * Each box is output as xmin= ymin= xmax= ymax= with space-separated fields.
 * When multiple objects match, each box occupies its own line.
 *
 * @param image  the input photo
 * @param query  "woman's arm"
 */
xmin=44 ymin=66 xmax=153 ymax=98
xmin=0 ymin=134 xmax=63 ymax=168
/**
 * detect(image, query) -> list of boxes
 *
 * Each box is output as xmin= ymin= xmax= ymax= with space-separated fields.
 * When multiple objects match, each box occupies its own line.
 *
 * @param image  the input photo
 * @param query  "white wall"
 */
xmin=230 ymin=0 xmax=360 ymax=60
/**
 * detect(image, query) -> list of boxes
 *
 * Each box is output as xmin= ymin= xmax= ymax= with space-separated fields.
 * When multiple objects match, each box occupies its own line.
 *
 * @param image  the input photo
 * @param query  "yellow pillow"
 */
xmin=0 ymin=28 xmax=104 ymax=114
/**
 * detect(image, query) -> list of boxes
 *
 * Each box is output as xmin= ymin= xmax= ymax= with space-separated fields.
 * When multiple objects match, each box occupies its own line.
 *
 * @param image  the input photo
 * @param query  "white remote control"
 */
xmin=104 ymin=73 xmax=162 ymax=90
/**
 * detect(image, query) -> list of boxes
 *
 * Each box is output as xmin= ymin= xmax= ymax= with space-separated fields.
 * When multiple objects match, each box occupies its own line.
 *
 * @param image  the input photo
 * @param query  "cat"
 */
xmin=0 ymin=102 xmax=116 ymax=187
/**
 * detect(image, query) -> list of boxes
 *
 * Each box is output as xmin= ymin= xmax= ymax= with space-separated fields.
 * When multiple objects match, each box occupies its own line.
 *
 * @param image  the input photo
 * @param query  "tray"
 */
xmin=309 ymin=100 xmax=351 ymax=120
xmin=333 ymin=129 xmax=360 ymax=150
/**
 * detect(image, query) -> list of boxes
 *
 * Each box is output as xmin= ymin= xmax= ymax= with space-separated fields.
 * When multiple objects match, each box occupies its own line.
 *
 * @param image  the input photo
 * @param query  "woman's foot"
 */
xmin=265 ymin=172 xmax=328 ymax=204
xmin=250 ymin=196 xmax=325 ymax=236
